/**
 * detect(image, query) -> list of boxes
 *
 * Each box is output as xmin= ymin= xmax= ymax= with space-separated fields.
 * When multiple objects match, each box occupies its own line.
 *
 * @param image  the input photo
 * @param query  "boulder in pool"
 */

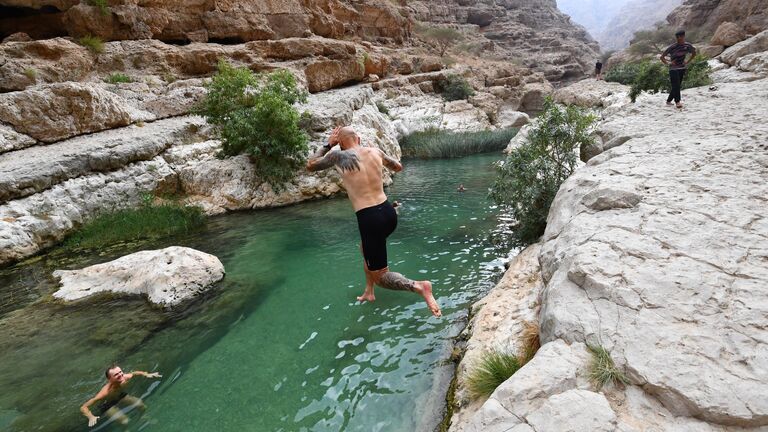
xmin=53 ymin=246 xmax=225 ymax=307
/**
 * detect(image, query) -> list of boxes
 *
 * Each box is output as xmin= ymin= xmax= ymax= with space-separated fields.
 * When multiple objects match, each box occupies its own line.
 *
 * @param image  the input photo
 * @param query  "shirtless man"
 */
xmin=80 ymin=365 xmax=162 ymax=427
xmin=307 ymin=126 xmax=441 ymax=317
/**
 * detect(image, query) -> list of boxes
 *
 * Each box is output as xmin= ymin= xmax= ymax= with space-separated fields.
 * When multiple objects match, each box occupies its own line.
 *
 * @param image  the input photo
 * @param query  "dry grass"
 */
xmin=518 ymin=320 xmax=540 ymax=364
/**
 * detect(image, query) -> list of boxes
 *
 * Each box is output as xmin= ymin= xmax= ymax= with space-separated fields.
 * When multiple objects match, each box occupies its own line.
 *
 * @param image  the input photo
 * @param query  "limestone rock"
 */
xmin=0 ymin=0 xmax=409 ymax=44
xmin=719 ymin=29 xmax=768 ymax=66
xmin=2 ymin=32 xmax=32 ymax=43
xmin=667 ymin=0 xmax=768 ymax=39
xmin=710 ymin=21 xmax=746 ymax=47
xmin=0 ymin=158 xmax=177 ymax=266
xmin=496 ymin=108 xmax=530 ymax=129
xmin=0 ymin=38 xmax=92 ymax=92
xmin=0 ymin=124 xmax=36 ymax=155
xmin=53 ymin=247 xmax=225 ymax=307
xmin=0 ymin=116 xmax=205 ymax=203
xmin=736 ymin=51 xmax=768 ymax=77
xmin=0 ymin=83 xmax=133 ymax=143
xmin=304 ymin=58 xmax=365 ymax=93
xmin=697 ymin=44 xmax=725 ymax=58
xmin=553 ymin=79 xmax=630 ymax=108
xmin=450 ymin=244 xmax=543 ymax=430
xmin=711 ymin=66 xmax=763 ymax=83
xmin=539 ymin=79 xmax=768 ymax=427
xmin=526 ymin=389 xmax=617 ymax=432
xmin=518 ymin=81 xmax=554 ymax=112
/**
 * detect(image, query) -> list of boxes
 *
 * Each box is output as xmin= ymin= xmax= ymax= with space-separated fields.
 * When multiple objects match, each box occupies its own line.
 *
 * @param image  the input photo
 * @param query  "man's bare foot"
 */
xmin=666 ymin=101 xmax=674 ymax=106
xmin=357 ymin=291 xmax=376 ymax=302
xmin=414 ymin=281 xmax=441 ymax=317
xmin=676 ymin=102 xmax=683 ymax=109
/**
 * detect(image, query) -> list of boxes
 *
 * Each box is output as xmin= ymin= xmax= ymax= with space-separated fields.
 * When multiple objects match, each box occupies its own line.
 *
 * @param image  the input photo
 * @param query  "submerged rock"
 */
xmin=53 ymin=246 xmax=225 ymax=307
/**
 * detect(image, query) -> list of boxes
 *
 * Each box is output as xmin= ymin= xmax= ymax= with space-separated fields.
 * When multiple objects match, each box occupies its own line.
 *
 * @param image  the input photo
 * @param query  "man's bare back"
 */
xmin=307 ymin=126 xmax=441 ymax=317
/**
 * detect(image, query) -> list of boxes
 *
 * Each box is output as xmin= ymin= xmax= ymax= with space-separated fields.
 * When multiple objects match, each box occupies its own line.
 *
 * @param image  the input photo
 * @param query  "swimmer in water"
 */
xmin=80 ymin=365 xmax=162 ymax=427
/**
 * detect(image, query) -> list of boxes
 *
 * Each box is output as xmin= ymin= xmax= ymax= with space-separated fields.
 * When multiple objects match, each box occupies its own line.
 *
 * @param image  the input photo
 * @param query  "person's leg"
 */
xmin=376 ymin=270 xmax=441 ymax=317
xmin=673 ymin=70 xmax=684 ymax=104
xmin=667 ymin=69 xmax=675 ymax=104
xmin=103 ymin=406 xmax=130 ymax=425
xmin=357 ymin=244 xmax=376 ymax=302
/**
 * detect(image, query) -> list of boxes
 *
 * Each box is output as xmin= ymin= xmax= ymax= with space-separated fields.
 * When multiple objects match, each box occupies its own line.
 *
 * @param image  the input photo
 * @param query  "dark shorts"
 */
xmin=356 ymin=200 xmax=397 ymax=271
xmin=98 ymin=392 xmax=127 ymax=415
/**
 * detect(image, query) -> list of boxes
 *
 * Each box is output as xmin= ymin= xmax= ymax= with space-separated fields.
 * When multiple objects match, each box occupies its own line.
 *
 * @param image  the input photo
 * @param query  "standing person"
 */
xmin=80 ymin=365 xmax=162 ymax=427
xmin=595 ymin=60 xmax=603 ymax=80
xmin=661 ymin=30 xmax=697 ymax=108
xmin=307 ymin=126 xmax=441 ymax=317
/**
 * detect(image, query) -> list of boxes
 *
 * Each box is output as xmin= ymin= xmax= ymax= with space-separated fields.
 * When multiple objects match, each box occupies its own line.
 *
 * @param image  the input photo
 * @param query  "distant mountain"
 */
xmin=557 ymin=0 xmax=682 ymax=52
xmin=598 ymin=0 xmax=683 ymax=52
xmin=556 ymin=0 xmax=633 ymax=43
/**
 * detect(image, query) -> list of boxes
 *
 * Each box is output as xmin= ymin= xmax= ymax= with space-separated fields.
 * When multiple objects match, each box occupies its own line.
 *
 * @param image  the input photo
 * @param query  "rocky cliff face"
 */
xmin=407 ymin=0 xmax=600 ymax=83
xmin=449 ymin=37 xmax=768 ymax=430
xmin=667 ymin=0 xmax=768 ymax=38
xmin=0 ymin=0 xmax=410 ymax=43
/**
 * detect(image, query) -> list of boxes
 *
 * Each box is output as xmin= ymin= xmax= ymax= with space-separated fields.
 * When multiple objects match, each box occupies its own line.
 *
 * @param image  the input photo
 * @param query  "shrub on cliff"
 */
xmin=436 ymin=74 xmax=475 ymax=101
xmin=196 ymin=61 xmax=309 ymax=185
xmin=490 ymin=98 xmax=596 ymax=246
xmin=628 ymin=55 xmax=712 ymax=102
xmin=416 ymin=25 xmax=463 ymax=57
xmin=400 ymin=128 xmax=516 ymax=159
xmin=466 ymin=350 xmax=522 ymax=399
xmin=78 ymin=35 xmax=104 ymax=54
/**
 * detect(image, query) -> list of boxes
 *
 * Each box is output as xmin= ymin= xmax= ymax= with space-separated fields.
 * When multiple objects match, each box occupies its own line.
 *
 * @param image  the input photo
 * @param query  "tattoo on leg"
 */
xmin=378 ymin=271 xmax=416 ymax=292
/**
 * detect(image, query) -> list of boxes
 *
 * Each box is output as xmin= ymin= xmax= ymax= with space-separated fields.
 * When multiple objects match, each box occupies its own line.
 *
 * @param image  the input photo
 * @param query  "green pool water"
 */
xmin=0 ymin=153 xmax=513 ymax=432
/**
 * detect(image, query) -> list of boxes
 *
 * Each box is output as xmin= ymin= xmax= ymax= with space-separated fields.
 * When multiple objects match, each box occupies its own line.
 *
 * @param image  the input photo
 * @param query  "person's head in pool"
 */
xmin=105 ymin=365 xmax=127 ymax=384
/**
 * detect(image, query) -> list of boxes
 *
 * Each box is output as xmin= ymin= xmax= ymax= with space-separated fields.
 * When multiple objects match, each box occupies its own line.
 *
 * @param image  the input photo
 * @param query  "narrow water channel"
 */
xmin=0 ymin=153 xmax=513 ymax=432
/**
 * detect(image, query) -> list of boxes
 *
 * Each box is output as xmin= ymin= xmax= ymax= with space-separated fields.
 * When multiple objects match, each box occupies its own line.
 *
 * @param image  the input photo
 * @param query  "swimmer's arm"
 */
xmin=307 ymin=149 xmax=360 ymax=173
xmin=81 ymin=386 xmax=109 ymax=425
xmin=131 ymin=371 xmax=162 ymax=378
xmin=380 ymin=150 xmax=402 ymax=173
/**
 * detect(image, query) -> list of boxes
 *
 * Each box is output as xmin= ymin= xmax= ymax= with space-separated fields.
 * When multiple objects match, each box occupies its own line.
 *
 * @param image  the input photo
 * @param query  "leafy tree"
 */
xmin=196 ymin=61 xmax=309 ymax=185
xmin=490 ymin=98 xmax=597 ymax=246
xmin=417 ymin=25 xmax=464 ymax=57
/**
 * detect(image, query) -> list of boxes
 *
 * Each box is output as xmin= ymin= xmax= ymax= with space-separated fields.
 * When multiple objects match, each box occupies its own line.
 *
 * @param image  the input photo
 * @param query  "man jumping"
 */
xmin=307 ymin=126 xmax=441 ymax=317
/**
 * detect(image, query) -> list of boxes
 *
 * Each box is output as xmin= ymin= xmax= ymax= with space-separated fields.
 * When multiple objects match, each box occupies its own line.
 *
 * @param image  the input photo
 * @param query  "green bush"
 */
xmin=588 ymin=345 xmax=629 ymax=390
xmin=64 ymin=198 xmax=205 ymax=250
xmin=490 ymin=98 xmax=596 ymax=246
xmin=78 ymin=35 xmax=104 ymax=54
xmin=400 ymin=128 xmax=517 ymax=159
xmin=87 ymin=0 xmax=109 ymax=15
xmin=23 ymin=68 xmax=37 ymax=81
xmin=605 ymin=62 xmax=644 ymax=85
xmin=466 ymin=350 xmax=522 ymax=400
xmin=375 ymin=101 xmax=390 ymax=116
xmin=437 ymin=74 xmax=474 ymax=101
xmin=195 ymin=61 xmax=309 ymax=185
xmin=628 ymin=55 xmax=712 ymax=102
xmin=104 ymin=72 xmax=132 ymax=84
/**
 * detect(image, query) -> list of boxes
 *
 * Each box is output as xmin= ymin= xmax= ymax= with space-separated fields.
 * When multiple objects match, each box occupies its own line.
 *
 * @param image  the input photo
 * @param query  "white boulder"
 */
xmin=53 ymin=246 xmax=225 ymax=307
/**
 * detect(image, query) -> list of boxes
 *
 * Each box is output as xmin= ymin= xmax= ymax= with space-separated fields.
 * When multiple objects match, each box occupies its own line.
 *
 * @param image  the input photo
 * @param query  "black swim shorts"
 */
xmin=356 ymin=200 xmax=397 ymax=271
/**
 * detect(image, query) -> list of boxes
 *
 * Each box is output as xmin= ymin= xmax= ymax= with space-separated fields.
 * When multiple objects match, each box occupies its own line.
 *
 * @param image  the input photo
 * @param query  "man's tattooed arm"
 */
xmin=380 ymin=150 xmax=403 ymax=172
xmin=306 ymin=147 xmax=361 ymax=173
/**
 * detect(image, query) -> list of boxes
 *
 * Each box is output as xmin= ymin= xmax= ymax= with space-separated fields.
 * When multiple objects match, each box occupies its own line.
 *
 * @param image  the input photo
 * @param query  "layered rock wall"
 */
xmin=0 ymin=0 xmax=410 ymax=43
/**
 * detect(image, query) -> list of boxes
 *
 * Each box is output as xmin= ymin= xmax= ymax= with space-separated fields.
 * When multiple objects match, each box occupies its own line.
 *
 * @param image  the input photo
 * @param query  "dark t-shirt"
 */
xmin=663 ymin=42 xmax=695 ymax=70
xmin=595 ymin=61 xmax=603 ymax=71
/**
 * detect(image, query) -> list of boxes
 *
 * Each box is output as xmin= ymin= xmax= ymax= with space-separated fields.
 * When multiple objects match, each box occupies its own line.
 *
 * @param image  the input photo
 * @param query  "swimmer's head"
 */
xmin=105 ymin=365 xmax=126 ymax=384
xmin=337 ymin=126 xmax=360 ymax=150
